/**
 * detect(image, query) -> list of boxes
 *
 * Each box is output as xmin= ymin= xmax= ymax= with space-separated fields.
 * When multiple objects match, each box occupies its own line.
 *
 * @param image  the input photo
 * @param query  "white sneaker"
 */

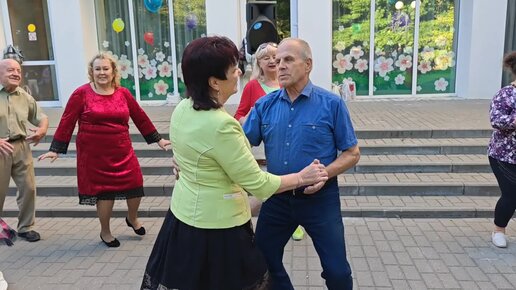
xmin=492 ymin=232 xmax=507 ymax=248
xmin=0 ymin=271 xmax=8 ymax=290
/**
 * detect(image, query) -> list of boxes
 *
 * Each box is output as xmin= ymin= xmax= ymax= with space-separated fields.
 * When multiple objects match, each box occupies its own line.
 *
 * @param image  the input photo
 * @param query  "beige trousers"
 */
xmin=0 ymin=139 xmax=36 ymax=233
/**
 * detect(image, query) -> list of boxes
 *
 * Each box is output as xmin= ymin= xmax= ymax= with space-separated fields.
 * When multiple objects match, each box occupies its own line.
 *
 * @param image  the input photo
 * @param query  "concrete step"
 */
xmin=359 ymin=138 xmax=489 ymax=155
xmin=33 ymin=137 xmax=490 ymax=157
xmin=39 ymin=128 xmax=493 ymax=144
xmin=1 ymin=195 xmax=502 ymax=219
xmin=8 ymin=173 xmax=499 ymax=196
xmin=356 ymin=129 xmax=492 ymax=139
xmin=31 ymin=154 xmax=491 ymax=176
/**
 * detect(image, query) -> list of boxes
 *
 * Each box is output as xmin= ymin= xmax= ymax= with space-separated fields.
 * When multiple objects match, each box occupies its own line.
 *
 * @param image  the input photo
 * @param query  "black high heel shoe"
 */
xmin=100 ymin=234 xmax=120 ymax=248
xmin=126 ymin=217 xmax=146 ymax=236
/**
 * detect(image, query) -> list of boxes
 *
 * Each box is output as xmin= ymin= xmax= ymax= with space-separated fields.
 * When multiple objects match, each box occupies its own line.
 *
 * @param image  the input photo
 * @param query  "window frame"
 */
xmin=0 ymin=0 xmax=61 ymax=106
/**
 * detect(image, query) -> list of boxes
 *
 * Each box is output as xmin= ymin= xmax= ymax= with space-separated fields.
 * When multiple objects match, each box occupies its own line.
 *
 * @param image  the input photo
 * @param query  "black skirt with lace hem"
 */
xmin=79 ymin=186 xmax=144 ymax=205
xmin=141 ymin=210 xmax=270 ymax=290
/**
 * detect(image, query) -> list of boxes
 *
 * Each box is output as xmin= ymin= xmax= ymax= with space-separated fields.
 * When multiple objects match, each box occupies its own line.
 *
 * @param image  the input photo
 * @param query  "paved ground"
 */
xmin=3 ymin=99 xmax=508 ymax=289
xmin=2 ymin=217 xmax=516 ymax=290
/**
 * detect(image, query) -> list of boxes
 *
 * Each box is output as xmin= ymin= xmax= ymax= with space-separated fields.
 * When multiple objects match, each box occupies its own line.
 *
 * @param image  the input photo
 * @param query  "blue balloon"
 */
xmin=144 ymin=0 xmax=163 ymax=13
xmin=185 ymin=13 xmax=198 ymax=30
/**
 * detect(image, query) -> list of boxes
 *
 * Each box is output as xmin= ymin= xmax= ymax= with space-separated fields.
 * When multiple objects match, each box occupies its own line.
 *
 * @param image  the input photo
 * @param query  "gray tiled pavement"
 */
xmin=2 ymin=217 xmax=516 ymax=289
xmin=2 ymin=99 xmax=508 ymax=289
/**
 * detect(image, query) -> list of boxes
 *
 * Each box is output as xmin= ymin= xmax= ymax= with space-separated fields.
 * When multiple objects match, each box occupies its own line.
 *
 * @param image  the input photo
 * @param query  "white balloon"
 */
xmin=395 ymin=1 xmax=404 ymax=10
xmin=411 ymin=1 xmax=416 ymax=9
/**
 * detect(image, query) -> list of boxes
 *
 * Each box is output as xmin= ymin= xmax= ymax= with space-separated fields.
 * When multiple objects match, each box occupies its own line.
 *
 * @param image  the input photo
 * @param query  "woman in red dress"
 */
xmin=38 ymin=53 xmax=170 ymax=247
xmin=234 ymin=42 xmax=280 ymax=125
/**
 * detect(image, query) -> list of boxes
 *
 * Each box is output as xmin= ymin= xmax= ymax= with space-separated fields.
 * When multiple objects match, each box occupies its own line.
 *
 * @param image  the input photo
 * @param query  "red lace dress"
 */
xmin=49 ymin=84 xmax=161 ymax=205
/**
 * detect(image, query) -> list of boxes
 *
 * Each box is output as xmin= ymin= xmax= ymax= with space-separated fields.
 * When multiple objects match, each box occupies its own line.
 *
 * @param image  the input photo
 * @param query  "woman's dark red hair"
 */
xmin=181 ymin=36 xmax=239 ymax=110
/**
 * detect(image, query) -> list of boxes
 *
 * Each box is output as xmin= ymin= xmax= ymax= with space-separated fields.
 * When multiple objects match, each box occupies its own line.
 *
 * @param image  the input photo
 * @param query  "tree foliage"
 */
xmin=172 ymin=0 xmax=207 ymax=26
xmin=332 ymin=0 xmax=456 ymax=52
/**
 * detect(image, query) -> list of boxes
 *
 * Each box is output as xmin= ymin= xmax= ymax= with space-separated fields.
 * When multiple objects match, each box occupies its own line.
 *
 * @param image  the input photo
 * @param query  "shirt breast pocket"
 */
xmin=261 ymin=122 xmax=276 ymax=140
xmin=301 ymin=123 xmax=333 ymax=154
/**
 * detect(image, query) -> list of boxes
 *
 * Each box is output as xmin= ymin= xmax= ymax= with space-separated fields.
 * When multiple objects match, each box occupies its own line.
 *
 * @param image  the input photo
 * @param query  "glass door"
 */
xmin=1 ymin=0 xmax=59 ymax=104
xmin=94 ymin=0 xmax=206 ymax=103
xmin=332 ymin=0 xmax=459 ymax=97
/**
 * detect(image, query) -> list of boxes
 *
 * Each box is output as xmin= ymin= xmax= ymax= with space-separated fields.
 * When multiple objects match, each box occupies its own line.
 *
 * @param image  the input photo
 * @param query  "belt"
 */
xmin=280 ymin=186 xmax=308 ymax=196
xmin=278 ymin=177 xmax=337 ymax=196
xmin=7 ymin=137 xmax=23 ymax=143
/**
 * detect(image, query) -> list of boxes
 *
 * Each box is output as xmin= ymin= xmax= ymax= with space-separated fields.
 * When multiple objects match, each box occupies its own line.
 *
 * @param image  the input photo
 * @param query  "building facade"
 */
xmin=0 ymin=0 xmax=511 ymax=107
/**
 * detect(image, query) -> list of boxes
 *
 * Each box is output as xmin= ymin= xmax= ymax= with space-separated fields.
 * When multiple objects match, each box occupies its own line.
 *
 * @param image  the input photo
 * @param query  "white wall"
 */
xmin=297 ymin=0 xmax=332 ymax=91
xmin=0 ymin=2 xmax=6 ymax=50
xmin=456 ymin=0 xmax=508 ymax=99
xmin=48 ymin=0 xmax=98 ymax=106
xmin=79 ymin=0 xmax=99 ymax=76
xmin=205 ymin=0 xmax=246 ymax=104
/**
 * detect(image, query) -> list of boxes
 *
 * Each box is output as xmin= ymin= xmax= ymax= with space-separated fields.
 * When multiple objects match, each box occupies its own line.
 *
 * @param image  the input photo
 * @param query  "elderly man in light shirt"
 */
xmin=0 ymin=58 xmax=48 ymax=242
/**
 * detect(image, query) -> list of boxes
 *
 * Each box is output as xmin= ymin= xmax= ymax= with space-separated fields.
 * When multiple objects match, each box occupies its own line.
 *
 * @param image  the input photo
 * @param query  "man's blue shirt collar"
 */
xmin=279 ymin=80 xmax=314 ymax=102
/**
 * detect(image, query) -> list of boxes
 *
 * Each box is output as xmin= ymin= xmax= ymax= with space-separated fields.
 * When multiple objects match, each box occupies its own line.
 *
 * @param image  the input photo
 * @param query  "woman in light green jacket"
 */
xmin=141 ymin=36 xmax=328 ymax=290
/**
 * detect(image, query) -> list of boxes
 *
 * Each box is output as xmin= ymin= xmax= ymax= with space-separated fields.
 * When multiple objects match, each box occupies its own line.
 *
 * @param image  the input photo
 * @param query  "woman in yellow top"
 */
xmin=141 ymin=36 xmax=328 ymax=290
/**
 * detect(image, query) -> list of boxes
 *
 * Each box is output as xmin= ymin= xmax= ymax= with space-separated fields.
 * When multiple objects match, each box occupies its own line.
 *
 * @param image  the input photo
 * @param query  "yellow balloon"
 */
xmin=112 ymin=18 xmax=125 ymax=33
xmin=27 ymin=24 xmax=36 ymax=33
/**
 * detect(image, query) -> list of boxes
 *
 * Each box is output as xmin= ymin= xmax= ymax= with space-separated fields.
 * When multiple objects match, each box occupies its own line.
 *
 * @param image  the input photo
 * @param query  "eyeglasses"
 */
xmin=257 ymin=42 xmax=278 ymax=52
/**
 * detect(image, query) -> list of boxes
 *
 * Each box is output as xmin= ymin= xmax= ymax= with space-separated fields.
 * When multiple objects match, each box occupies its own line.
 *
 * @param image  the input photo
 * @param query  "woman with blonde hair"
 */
xmin=234 ymin=42 xmax=280 ymax=125
xmin=39 ymin=52 xmax=170 ymax=247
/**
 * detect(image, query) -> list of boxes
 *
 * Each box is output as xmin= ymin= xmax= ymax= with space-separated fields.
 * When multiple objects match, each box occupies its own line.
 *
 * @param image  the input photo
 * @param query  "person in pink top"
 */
xmin=234 ymin=42 xmax=280 ymax=125
xmin=235 ymin=42 xmax=305 ymax=241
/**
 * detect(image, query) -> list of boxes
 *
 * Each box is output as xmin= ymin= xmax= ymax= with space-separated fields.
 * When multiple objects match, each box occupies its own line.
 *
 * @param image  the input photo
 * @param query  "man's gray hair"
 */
xmin=279 ymin=38 xmax=312 ymax=60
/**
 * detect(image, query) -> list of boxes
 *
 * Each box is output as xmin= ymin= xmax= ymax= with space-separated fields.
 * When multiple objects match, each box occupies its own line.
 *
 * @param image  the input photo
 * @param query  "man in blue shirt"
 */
xmin=243 ymin=38 xmax=360 ymax=290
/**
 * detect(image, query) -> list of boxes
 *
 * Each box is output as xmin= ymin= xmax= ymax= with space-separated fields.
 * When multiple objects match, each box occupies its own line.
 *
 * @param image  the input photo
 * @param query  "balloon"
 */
xmin=395 ymin=1 xmax=404 ymax=10
xmin=185 ymin=13 xmax=198 ymax=30
xmin=351 ymin=23 xmax=361 ymax=34
xmin=144 ymin=32 xmax=154 ymax=46
xmin=27 ymin=24 xmax=36 ymax=32
xmin=112 ymin=18 xmax=125 ymax=33
xmin=144 ymin=0 xmax=163 ymax=13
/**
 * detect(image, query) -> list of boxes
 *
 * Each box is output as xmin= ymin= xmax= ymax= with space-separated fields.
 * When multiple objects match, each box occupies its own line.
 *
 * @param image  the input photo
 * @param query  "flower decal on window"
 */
xmin=117 ymin=55 xmax=133 ymax=79
xmin=157 ymin=61 xmax=172 ymax=78
xmin=138 ymin=54 xmax=150 ymax=68
xmin=395 ymin=74 xmax=405 ymax=85
xmin=334 ymin=41 xmax=347 ymax=52
xmin=155 ymin=51 xmax=166 ymax=62
xmin=374 ymin=56 xmax=394 ymax=77
xmin=143 ymin=66 xmax=157 ymax=80
xmin=154 ymin=80 xmax=169 ymax=95
xmin=434 ymin=52 xmax=455 ymax=71
xmin=354 ymin=59 xmax=368 ymax=73
xmin=417 ymin=61 xmax=432 ymax=74
xmin=333 ymin=53 xmax=353 ymax=74
xmin=434 ymin=77 xmax=449 ymax=91
xmin=395 ymin=54 xmax=412 ymax=71
xmin=350 ymin=46 xmax=364 ymax=60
